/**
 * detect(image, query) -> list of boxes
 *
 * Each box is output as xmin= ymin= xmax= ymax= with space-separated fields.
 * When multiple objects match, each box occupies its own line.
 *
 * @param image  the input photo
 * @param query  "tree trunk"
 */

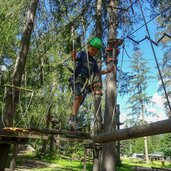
xmin=142 ymin=104 xmax=149 ymax=163
xmin=10 ymin=144 xmax=18 ymax=171
xmin=144 ymin=136 xmax=149 ymax=163
xmin=101 ymin=0 xmax=118 ymax=170
xmin=40 ymin=83 xmax=56 ymax=156
xmin=116 ymin=105 xmax=121 ymax=165
xmin=0 ymin=0 xmax=38 ymax=170
xmin=0 ymin=144 xmax=11 ymax=171
xmin=93 ymin=0 xmax=103 ymax=170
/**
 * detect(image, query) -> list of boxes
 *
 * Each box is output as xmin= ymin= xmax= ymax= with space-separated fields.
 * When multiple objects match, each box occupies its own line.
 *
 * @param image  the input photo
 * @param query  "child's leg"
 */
xmin=72 ymin=95 xmax=83 ymax=116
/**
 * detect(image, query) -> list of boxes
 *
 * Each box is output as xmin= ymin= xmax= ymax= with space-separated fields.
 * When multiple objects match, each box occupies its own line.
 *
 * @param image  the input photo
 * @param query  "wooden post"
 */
xmin=92 ymin=119 xmax=171 ymax=143
xmin=83 ymin=146 xmax=87 ymax=171
xmin=0 ymin=144 xmax=11 ymax=171
xmin=116 ymin=104 xmax=121 ymax=165
xmin=10 ymin=144 xmax=18 ymax=171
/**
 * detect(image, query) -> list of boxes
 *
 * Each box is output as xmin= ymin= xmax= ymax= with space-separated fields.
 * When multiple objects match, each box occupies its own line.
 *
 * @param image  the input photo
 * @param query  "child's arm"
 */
xmin=71 ymin=51 xmax=77 ymax=61
xmin=99 ymin=66 xmax=115 ymax=75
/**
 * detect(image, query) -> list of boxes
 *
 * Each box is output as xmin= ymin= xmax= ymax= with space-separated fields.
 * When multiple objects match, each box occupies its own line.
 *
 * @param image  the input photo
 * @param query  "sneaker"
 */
xmin=75 ymin=122 xmax=83 ymax=131
xmin=68 ymin=115 xmax=77 ymax=131
xmin=68 ymin=115 xmax=83 ymax=131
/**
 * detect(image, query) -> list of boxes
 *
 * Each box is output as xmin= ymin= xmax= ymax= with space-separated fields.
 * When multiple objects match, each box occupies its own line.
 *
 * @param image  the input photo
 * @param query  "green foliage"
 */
xmin=160 ymin=133 xmax=171 ymax=156
xmin=151 ymin=0 xmax=171 ymax=114
xmin=126 ymin=47 xmax=154 ymax=126
xmin=12 ymin=153 xmax=171 ymax=170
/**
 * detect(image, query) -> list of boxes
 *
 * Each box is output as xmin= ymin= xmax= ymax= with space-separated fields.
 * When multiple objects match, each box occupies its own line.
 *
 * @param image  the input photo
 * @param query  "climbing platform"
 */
xmin=0 ymin=134 xmax=28 ymax=144
xmin=0 ymin=127 xmax=91 ymax=144
xmin=0 ymin=127 xmax=48 ymax=144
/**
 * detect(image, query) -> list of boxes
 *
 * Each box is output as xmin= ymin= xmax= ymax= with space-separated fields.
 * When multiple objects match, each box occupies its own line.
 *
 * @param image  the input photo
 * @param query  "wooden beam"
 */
xmin=54 ymin=137 xmax=89 ymax=143
xmin=0 ymin=135 xmax=28 ymax=144
xmin=2 ymin=128 xmax=48 ymax=140
xmin=17 ymin=133 xmax=48 ymax=140
xmin=92 ymin=119 xmax=171 ymax=143
xmin=2 ymin=127 xmax=90 ymax=139
xmin=84 ymin=143 xmax=102 ymax=149
xmin=30 ymin=127 xmax=90 ymax=139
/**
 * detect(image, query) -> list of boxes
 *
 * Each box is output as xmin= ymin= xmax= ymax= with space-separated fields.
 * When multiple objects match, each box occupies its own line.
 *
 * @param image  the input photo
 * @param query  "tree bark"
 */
xmin=10 ymin=144 xmax=18 ymax=171
xmin=92 ymin=119 xmax=171 ymax=143
xmin=0 ymin=0 xmax=38 ymax=170
xmin=93 ymin=0 xmax=103 ymax=170
xmin=142 ymin=104 xmax=149 ymax=163
xmin=101 ymin=0 xmax=118 ymax=170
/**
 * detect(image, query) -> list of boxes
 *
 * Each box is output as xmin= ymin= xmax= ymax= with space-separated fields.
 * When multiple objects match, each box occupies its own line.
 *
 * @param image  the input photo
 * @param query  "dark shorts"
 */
xmin=69 ymin=74 xmax=88 ymax=96
xmin=69 ymin=74 xmax=92 ymax=105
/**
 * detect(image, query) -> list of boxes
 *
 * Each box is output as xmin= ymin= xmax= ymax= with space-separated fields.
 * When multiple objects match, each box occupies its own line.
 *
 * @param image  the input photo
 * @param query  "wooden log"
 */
xmin=1 ymin=130 xmax=48 ymax=141
xmin=2 ymin=127 xmax=90 ymax=139
xmin=54 ymin=137 xmax=89 ymax=143
xmin=30 ymin=127 xmax=91 ymax=139
xmin=92 ymin=119 xmax=171 ymax=143
xmin=3 ymin=127 xmax=30 ymax=133
xmin=0 ymin=135 xmax=28 ymax=144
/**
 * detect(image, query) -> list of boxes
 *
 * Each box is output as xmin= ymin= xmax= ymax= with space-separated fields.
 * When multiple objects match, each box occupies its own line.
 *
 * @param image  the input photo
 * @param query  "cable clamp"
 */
xmin=106 ymin=57 xmax=118 ymax=63
xmin=108 ymin=38 xmax=124 ymax=47
xmin=106 ymin=47 xmax=113 ymax=52
xmin=93 ymin=82 xmax=102 ymax=88
xmin=93 ymin=90 xmax=103 ymax=96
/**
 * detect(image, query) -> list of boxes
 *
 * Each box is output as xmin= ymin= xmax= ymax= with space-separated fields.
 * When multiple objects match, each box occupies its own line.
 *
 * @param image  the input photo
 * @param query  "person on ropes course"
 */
xmin=68 ymin=36 xmax=114 ymax=131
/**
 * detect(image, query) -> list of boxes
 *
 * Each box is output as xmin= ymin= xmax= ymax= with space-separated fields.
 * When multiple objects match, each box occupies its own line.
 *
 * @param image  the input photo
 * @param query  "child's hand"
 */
xmin=71 ymin=51 xmax=77 ymax=60
xmin=109 ymin=65 xmax=115 ymax=72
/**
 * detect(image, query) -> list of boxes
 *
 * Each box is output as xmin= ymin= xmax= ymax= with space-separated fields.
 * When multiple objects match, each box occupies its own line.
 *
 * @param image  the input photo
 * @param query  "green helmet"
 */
xmin=89 ymin=37 xmax=102 ymax=50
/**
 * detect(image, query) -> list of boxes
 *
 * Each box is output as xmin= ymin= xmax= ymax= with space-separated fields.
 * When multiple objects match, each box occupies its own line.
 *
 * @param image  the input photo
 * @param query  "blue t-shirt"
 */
xmin=75 ymin=51 xmax=99 ymax=78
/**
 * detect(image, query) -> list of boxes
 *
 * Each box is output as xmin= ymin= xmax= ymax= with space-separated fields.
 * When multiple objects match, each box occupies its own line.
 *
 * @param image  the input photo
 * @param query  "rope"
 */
xmin=127 ymin=33 xmax=171 ymax=45
xmin=82 ymin=16 xmax=96 ymax=109
xmin=15 ymin=91 xmax=34 ymax=128
xmin=71 ymin=25 xmax=76 ymax=115
xmin=118 ymin=44 xmax=125 ymax=89
xmin=1 ymin=86 xmax=7 ymax=127
xmin=94 ymin=99 xmax=102 ymax=123
xmin=2 ymin=0 xmax=169 ymax=82
xmin=38 ymin=82 xmax=56 ymax=128
xmin=0 ymin=0 xmax=94 ymax=79
xmin=124 ymin=5 xmax=171 ymax=41
xmin=139 ymin=1 xmax=171 ymax=112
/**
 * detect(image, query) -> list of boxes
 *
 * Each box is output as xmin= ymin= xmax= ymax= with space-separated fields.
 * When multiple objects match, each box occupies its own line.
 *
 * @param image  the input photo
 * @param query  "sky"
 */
xmin=116 ymin=12 xmax=168 ymax=126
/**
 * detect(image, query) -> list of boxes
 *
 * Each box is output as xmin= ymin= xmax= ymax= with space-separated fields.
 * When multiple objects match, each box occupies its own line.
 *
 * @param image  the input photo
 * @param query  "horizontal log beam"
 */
xmin=54 ymin=137 xmax=89 ymax=143
xmin=30 ymin=127 xmax=90 ymax=139
xmin=92 ymin=119 xmax=171 ymax=143
xmin=2 ymin=127 xmax=90 ymax=140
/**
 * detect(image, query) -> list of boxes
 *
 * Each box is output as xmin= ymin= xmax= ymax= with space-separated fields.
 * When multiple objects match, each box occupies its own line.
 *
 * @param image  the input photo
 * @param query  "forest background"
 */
xmin=0 ymin=0 xmax=171 ymax=165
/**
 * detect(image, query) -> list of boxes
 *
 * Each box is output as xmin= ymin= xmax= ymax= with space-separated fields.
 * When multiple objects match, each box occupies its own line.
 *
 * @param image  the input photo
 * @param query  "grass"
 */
xmin=11 ymin=154 xmax=171 ymax=171
xmin=122 ymin=157 xmax=171 ymax=170
xmin=15 ymin=154 xmax=92 ymax=171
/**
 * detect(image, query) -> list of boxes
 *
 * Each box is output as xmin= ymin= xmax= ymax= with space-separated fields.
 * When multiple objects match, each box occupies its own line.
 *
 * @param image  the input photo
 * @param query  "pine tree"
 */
xmin=152 ymin=0 xmax=171 ymax=116
xmin=126 ymin=46 xmax=155 ymax=163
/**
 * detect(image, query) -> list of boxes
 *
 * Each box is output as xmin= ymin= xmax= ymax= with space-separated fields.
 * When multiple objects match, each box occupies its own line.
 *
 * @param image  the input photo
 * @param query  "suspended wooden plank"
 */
xmin=30 ymin=127 xmax=91 ymax=139
xmin=0 ymin=135 xmax=28 ymax=144
xmin=3 ymin=127 xmax=30 ymax=133
xmin=2 ymin=127 xmax=90 ymax=139
xmin=92 ymin=119 xmax=171 ymax=143
xmin=2 ymin=127 xmax=48 ymax=140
